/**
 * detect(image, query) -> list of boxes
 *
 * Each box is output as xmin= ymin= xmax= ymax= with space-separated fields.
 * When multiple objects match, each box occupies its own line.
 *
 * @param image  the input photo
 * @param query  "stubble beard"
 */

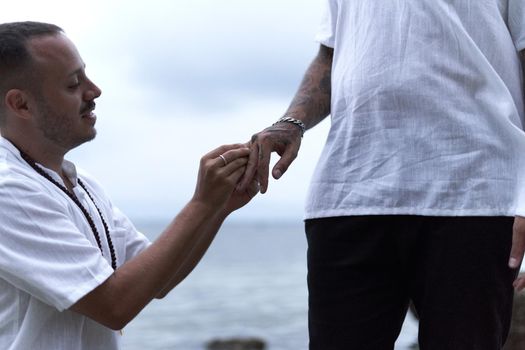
xmin=34 ymin=97 xmax=96 ymax=151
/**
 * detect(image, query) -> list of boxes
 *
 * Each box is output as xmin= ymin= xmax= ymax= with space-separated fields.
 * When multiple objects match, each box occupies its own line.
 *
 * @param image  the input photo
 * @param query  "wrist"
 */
xmin=273 ymin=116 xmax=306 ymax=137
xmin=187 ymin=197 xmax=225 ymax=219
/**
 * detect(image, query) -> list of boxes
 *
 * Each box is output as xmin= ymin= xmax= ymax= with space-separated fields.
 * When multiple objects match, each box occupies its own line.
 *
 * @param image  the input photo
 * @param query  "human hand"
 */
xmin=192 ymin=144 xmax=250 ymax=212
xmin=238 ymin=122 xmax=302 ymax=194
xmin=224 ymin=178 xmax=260 ymax=213
xmin=510 ymin=216 xmax=525 ymax=291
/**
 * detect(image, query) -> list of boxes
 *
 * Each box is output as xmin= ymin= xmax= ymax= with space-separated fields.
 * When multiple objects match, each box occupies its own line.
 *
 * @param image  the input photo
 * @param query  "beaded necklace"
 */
xmin=18 ymin=150 xmax=117 ymax=270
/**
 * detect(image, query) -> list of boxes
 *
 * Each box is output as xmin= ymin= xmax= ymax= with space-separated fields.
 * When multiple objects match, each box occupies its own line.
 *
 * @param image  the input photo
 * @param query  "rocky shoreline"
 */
xmin=206 ymin=337 xmax=266 ymax=350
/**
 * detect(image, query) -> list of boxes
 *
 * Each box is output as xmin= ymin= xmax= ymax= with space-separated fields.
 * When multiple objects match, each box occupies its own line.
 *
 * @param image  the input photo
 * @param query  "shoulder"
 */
xmin=0 ymin=151 xmax=50 ymax=195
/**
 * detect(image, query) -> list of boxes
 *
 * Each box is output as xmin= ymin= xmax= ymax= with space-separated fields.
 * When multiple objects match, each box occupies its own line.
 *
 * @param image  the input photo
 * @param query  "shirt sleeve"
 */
xmin=509 ymin=0 xmax=525 ymax=51
xmin=111 ymin=206 xmax=151 ymax=263
xmin=0 ymin=177 xmax=114 ymax=311
xmin=315 ymin=0 xmax=338 ymax=48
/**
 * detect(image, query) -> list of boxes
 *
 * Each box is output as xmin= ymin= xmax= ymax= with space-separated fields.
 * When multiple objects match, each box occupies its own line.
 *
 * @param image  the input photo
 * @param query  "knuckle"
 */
xmin=222 ymin=176 xmax=236 ymax=187
xmin=206 ymin=158 xmax=216 ymax=168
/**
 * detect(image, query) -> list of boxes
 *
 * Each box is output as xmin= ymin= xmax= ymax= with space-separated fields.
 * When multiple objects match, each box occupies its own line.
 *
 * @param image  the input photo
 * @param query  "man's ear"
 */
xmin=4 ymin=89 xmax=32 ymax=120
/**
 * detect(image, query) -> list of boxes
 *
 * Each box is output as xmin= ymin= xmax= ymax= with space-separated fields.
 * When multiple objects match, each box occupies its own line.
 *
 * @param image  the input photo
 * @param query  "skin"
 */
xmin=509 ymin=49 xmax=525 ymax=291
xmin=2 ymin=34 xmax=102 ymax=173
xmin=1 ymin=33 xmax=259 ymax=330
xmin=240 ymin=45 xmax=525 ymax=291
xmin=239 ymin=44 xmax=334 ymax=193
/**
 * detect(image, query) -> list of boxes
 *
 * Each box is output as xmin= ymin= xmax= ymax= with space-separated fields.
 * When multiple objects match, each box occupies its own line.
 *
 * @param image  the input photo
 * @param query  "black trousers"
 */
xmin=305 ymin=216 xmax=518 ymax=350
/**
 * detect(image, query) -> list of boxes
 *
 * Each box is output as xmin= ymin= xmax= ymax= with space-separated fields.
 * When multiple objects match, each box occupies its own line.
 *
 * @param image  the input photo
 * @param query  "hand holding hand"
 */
xmin=238 ymin=122 xmax=302 ymax=194
xmin=225 ymin=178 xmax=260 ymax=213
xmin=192 ymin=144 xmax=252 ymax=213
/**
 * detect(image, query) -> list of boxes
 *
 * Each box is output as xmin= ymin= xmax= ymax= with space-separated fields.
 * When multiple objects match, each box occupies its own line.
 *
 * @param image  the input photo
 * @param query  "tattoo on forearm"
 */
xmin=285 ymin=45 xmax=333 ymax=129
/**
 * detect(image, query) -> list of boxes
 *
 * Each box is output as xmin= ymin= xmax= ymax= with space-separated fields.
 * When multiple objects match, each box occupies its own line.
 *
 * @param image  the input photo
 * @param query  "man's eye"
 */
xmin=68 ymin=82 xmax=80 ymax=89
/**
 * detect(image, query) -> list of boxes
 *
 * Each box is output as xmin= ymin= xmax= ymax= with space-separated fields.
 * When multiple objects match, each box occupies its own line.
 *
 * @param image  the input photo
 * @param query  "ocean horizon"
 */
xmin=121 ymin=219 xmax=418 ymax=350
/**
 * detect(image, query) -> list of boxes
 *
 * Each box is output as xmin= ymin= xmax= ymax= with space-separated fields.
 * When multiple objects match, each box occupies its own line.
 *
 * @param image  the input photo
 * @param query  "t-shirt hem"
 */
xmin=304 ymin=207 xmax=515 ymax=220
xmin=516 ymin=38 xmax=525 ymax=52
xmin=314 ymin=35 xmax=335 ymax=48
xmin=57 ymin=265 xmax=114 ymax=311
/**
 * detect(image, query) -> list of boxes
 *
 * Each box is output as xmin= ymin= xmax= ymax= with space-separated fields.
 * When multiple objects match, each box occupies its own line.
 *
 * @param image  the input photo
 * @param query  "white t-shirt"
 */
xmin=305 ymin=0 xmax=525 ymax=219
xmin=0 ymin=138 xmax=150 ymax=350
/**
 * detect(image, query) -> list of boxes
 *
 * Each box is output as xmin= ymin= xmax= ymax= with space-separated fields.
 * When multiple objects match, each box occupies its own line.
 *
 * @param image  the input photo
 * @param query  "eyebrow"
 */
xmin=67 ymin=63 xmax=87 ymax=78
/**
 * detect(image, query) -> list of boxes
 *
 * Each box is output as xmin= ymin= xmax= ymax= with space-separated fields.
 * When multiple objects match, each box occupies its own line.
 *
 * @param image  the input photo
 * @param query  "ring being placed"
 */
xmin=219 ymin=154 xmax=228 ymax=166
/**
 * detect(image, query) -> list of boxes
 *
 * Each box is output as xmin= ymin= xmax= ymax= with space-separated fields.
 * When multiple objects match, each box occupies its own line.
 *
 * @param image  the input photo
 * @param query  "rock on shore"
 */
xmin=206 ymin=337 xmax=266 ymax=350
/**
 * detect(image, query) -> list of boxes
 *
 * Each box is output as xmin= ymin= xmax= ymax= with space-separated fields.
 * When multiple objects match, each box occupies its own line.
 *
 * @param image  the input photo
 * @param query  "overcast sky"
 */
xmin=1 ymin=0 xmax=331 ymax=223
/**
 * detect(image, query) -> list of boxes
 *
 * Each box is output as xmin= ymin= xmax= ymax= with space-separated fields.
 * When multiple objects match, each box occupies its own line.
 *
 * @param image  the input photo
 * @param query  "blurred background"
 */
xmin=1 ymin=0 xmax=330 ymax=222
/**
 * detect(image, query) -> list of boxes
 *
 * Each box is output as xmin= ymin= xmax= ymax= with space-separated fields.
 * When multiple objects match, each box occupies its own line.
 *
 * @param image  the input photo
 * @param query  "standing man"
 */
xmin=0 ymin=22 xmax=258 ymax=349
xmin=240 ymin=1 xmax=525 ymax=349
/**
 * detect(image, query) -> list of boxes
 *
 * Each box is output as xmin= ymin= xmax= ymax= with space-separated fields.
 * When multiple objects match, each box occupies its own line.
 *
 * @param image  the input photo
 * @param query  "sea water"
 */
xmin=121 ymin=221 xmax=418 ymax=350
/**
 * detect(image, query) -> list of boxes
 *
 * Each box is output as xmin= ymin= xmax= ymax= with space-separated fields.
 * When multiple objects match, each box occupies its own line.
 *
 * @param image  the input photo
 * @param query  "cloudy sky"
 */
xmin=1 ymin=0 xmax=332 ymax=223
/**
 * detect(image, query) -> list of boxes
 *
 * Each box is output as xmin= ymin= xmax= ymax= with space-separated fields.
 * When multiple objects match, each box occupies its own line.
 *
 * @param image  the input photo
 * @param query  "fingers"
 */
xmin=246 ymin=179 xmax=260 ymax=198
xmin=255 ymin=124 xmax=302 ymax=193
xmin=203 ymin=143 xmax=247 ymax=160
xmin=514 ymin=274 xmax=525 ymax=291
xmin=226 ymin=163 xmax=248 ymax=186
xmin=238 ymin=139 xmax=259 ymax=191
xmin=272 ymin=143 xmax=300 ymax=180
xmin=509 ymin=216 xmax=525 ymax=270
xmin=257 ymin=142 xmax=272 ymax=194
xmin=193 ymin=149 xmax=248 ymax=207
xmin=217 ymin=148 xmax=250 ymax=167
xmin=212 ymin=147 xmax=251 ymax=183
xmin=238 ymin=122 xmax=302 ymax=192
xmin=221 ymin=157 xmax=248 ymax=178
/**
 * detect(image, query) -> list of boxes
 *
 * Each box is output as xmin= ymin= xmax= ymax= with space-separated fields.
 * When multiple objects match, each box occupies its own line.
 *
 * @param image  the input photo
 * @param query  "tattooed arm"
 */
xmin=239 ymin=44 xmax=334 ymax=193
xmin=283 ymin=44 xmax=333 ymax=127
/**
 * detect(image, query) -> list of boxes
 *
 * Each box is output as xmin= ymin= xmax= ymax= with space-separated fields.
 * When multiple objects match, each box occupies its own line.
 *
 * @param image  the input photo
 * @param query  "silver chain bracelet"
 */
xmin=273 ymin=116 xmax=306 ymax=137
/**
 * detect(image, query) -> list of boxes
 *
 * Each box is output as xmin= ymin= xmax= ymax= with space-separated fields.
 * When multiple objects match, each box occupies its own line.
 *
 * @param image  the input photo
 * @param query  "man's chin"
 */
xmin=69 ymin=131 xmax=97 ymax=150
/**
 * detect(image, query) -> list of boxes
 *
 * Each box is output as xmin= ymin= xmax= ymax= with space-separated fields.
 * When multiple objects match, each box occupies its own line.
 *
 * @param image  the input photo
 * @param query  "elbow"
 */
xmin=155 ymin=291 xmax=167 ymax=299
xmin=104 ymin=314 xmax=132 ymax=331
xmin=69 ymin=274 xmax=142 ymax=330
xmin=101 ymin=305 xmax=137 ymax=331
xmin=155 ymin=285 xmax=174 ymax=299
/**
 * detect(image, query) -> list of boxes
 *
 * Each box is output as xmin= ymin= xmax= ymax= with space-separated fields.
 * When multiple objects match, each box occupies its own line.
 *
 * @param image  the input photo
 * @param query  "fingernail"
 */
xmin=274 ymin=169 xmax=282 ymax=179
xmin=509 ymin=258 xmax=519 ymax=268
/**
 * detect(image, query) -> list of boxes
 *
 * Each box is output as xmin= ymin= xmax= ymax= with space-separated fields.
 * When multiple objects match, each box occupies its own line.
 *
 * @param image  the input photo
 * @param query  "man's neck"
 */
xmin=2 ymin=131 xmax=67 ymax=174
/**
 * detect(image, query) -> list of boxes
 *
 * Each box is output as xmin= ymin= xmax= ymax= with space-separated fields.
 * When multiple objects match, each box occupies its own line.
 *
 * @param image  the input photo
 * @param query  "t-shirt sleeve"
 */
xmin=315 ymin=0 xmax=338 ymax=48
xmin=509 ymin=0 xmax=525 ymax=51
xmin=0 ymin=178 xmax=114 ymax=312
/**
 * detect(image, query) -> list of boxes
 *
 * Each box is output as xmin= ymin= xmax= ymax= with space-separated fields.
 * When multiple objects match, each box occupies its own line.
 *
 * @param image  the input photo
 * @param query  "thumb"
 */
xmin=509 ymin=217 xmax=525 ymax=268
xmin=272 ymin=141 xmax=300 ymax=180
